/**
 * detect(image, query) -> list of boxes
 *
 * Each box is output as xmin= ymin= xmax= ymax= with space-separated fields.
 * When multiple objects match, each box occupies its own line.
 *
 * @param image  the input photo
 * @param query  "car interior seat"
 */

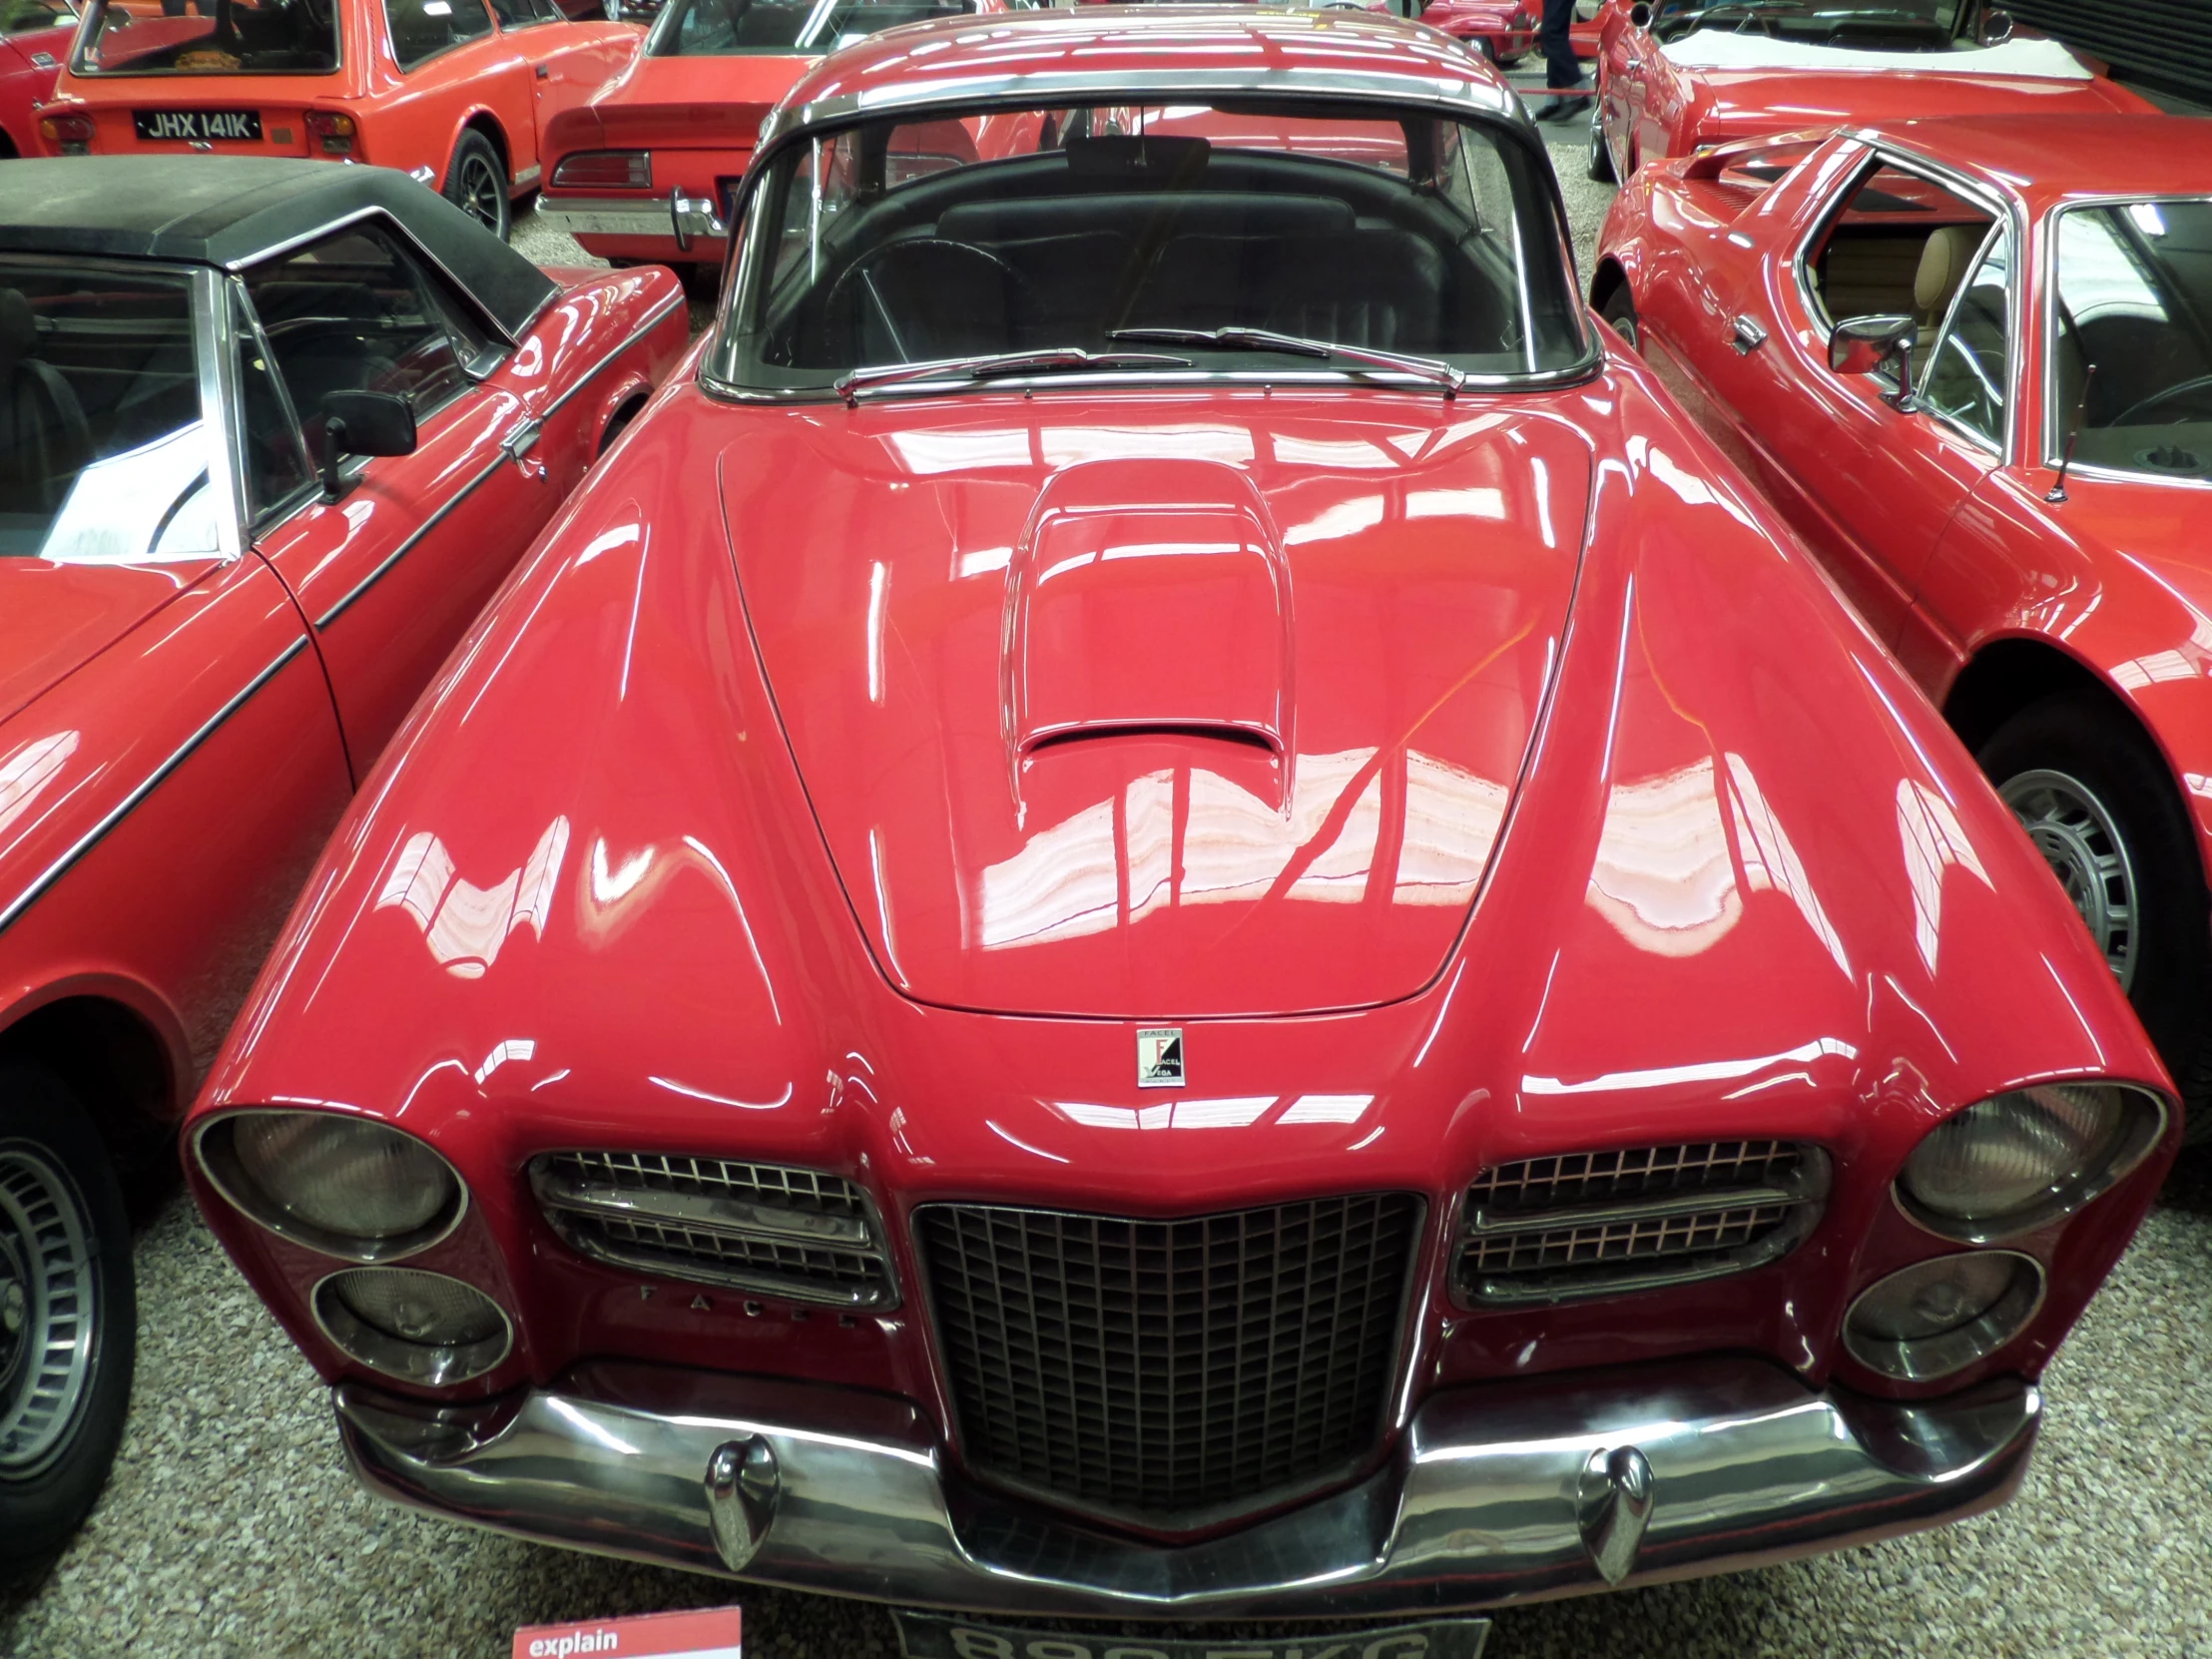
xmin=0 ymin=289 xmax=93 ymax=518
xmin=1915 ymin=224 xmax=1981 ymax=349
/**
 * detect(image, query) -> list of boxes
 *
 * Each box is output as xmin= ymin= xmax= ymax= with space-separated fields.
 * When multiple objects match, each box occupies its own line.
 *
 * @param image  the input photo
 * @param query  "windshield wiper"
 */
xmin=1108 ymin=326 xmax=1465 ymax=396
xmin=835 ymin=347 xmax=1193 ymax=403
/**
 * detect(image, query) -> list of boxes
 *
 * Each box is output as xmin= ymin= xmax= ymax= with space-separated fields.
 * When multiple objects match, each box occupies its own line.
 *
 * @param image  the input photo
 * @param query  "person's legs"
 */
xmin=1533 ymin=0 xmax=1583 ymax=120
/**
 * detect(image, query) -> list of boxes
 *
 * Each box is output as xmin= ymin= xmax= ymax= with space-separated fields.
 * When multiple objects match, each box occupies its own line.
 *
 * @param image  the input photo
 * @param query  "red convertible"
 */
xmin=0 ymin=157 xmax=682 ymax=1560
xmin=537 ymin=0 xmax=1002 ymax=274
xmin=1593 ymin=112 xmax=2212 ymax=1144
xmin=188 ymin=10 xmax=2174 ymax=1633
xmin=1589 ymin=0 xmax=2150 ymax=183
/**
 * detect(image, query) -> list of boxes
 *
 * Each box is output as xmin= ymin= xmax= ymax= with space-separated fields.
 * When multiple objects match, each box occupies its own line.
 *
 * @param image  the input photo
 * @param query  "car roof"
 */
xmin=1857 ymin=115 xmax=2212 ymax=213
xmin=0 ymin=157 xmax=555 ymax=339
xmin=767 ymin=6 xmax=1520 ymax=142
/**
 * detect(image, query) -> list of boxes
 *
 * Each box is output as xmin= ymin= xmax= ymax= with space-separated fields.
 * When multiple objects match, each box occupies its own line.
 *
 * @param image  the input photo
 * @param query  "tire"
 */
xmin=1587 ymin=105 xmax=1616 ymax=183
xmin=1979 ymin=692 xmax=2212 ymax=1144
xmin=1599 ymin=282 xmax=1639 ymax=351
xmin=443 ymin=130 xmax=510 ymax=243
xmin=0 ymin=1064 xmax=136 ymax=1564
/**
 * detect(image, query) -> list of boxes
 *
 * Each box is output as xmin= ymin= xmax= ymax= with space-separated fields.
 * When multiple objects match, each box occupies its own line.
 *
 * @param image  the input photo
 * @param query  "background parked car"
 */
xmin=0 ymin=6 xmax=76 ymax=157
xmin=1593 ymin=113 xmax=2212 ymax=1141
xmin=0 ymin=156 xmax=683 ymax=1562
xmin=37 ymin=0 xmax=642 ymax=239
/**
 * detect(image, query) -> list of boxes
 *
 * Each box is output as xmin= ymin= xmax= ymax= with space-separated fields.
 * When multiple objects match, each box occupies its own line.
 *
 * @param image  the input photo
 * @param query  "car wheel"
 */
xmin=0 ymin=1063 xmax=136 ymax=1565
xmin=1981 ymin=692 xmax=2212 ymax=1143
xmin=1588 ymin=106 xmax=1616 ymax=183
xmin=1599 ymin=283 xmax=1639 ymax=351
xmin=443 ymin=131 xmax=511 ymax=242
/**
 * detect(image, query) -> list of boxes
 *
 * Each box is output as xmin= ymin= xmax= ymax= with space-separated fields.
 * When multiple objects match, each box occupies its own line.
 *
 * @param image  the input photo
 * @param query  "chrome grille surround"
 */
xmin=1454 ymin=1141 xmax=1829 ymax=1307
xmin=917 ymin=1193 xmax=1422 ymax=1528
xmin=529 ymin=1151 xmax=897 ymax=1309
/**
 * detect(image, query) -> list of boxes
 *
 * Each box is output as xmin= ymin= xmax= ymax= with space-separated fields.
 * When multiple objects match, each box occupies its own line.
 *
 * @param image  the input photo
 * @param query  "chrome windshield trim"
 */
xmin=192 ymin=266 xmax=248 ymax=564
xmin=702 ymin=362 xmax=1604 ymax=405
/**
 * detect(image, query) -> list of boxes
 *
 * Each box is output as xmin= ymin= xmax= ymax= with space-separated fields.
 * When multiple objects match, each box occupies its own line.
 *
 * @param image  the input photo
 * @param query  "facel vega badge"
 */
xmin=1136 ymin=1027 xmax=1185 ymax=1088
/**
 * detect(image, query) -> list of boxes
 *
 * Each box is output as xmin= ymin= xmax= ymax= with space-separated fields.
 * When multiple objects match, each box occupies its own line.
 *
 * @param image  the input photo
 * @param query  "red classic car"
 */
xmin=0 ymin=12 xmax=77 ymax=157
xmin=536 ymin=0 xmax=1001 ymax=272
xmin=0 ymin=156 xmax=682 ymax=1560
xmin=186 ymin=8 xmax=2175 ymax=1634
xmin=1592 ymin=112 xmax=2212 ymax=1144
xmin=1589 ymin=0 xmax=2150 ymax=184
xmin=1415 ymin=0 xmax=1535 ymax=64
xmin=35 ymin=0 xmax=643 ymax=239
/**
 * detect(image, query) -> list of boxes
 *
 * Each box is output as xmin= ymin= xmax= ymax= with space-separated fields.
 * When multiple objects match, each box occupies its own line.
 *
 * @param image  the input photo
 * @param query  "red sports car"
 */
xmin=1589 ymin=0 xmax=2150 ymax=184
xmin=0 ymin=156 xmax=683 ymax=1560
xmin=38 ymin=0 xmax=643 ymax=240
xmin=1592 ymin=111 xmax=2212 ymax=1144
xmin=1415 ymin=0 xmax=1536 ymax=64
xmin=187 ymin=10 xmax=2174 ymax=1633
xmin=537 ymin=0 xmax=1004 ymax=272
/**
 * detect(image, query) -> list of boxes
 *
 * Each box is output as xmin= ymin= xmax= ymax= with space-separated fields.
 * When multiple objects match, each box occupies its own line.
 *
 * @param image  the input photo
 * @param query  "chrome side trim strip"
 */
xmin=335 ymin=1357 xmax=2040 ymax=1615
xmin=0 ymin=636 xmax=309 ymax=938
xmin=536 ymin=292 xmax=687 ymax=427
xmin=313 ymin=451 xmax=509 ymax=630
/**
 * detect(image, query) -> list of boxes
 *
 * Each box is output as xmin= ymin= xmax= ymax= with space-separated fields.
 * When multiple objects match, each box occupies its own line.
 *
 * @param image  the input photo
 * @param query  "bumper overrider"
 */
xmin=537 ymin=189 xmax=730 ymax=252
xmin=336 ymin=1356 xmax=2038 ymax=1616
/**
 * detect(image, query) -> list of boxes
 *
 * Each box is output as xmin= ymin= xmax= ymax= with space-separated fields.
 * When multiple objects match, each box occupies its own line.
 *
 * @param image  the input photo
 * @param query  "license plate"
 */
xmin=892 ymin=1612 xmax=1491 ymax=1659
xmin=134 ymin=109 xmax=263 ymax=143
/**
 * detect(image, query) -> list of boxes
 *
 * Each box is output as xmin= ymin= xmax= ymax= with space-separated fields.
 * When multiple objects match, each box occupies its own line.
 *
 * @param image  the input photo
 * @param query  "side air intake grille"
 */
xmin=918 ymin=1194 xmax=1420 ymax=1526
xmin=1455 ymin=1141 xmax=1828 ymax=1307
xmin=529 ymin=1151 xmax=896 ymax=1309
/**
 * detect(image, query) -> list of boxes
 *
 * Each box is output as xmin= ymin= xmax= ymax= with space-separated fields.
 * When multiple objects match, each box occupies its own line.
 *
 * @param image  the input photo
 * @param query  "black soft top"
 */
xmin=0 ymin=157 xmax=556 ymax=339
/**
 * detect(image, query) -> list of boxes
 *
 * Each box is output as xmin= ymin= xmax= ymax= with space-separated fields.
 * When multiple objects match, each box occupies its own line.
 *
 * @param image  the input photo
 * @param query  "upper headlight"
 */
xmin=1898 ymin=1083 xmax=2166 ymax=1242
xmin=196 ymin=1110 xmax=465 ymax=1262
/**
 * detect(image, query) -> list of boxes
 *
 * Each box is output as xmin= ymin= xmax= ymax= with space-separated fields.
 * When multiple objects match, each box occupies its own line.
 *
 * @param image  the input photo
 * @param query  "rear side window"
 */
xmin=242 ymin=221 xmax=490 ymax=465
xmin=384 ymin=0 xmax=493 ymax=69
xmin=76 ymin=0 xmax=338 ymax=74
xmin=1803 ymin=158 xmax=1995 ymax=350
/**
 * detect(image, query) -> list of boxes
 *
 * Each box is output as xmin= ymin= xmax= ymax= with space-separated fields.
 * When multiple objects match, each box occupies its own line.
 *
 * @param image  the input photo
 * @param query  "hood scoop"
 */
xmin=1008 ymin=460 xmax=1290 ymax=771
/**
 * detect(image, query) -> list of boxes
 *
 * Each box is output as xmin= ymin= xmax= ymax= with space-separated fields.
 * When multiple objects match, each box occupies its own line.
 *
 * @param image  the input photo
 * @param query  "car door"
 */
xmin=381 ymin=0 xmax=540 ymax=184
xmin=488 ymin=0 xmax=636 ymax=170
xmin=235 ymin=218 xmax=550 ymax=774
xmin=1702 ymin=154 xmax=2011 ymax=645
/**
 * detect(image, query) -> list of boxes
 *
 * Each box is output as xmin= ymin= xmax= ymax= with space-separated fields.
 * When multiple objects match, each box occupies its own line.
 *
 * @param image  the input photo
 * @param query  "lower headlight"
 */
xmin=196 ymin=1110 xmax=464 ymax=1261
xmin=1898 ymin=1083 xmax=2165 ymax=1242
xmin=1843 ymin=1251 xmax=2043 ymax=1382
xmin=312 ymin=1268 xmax=512 ymax=1385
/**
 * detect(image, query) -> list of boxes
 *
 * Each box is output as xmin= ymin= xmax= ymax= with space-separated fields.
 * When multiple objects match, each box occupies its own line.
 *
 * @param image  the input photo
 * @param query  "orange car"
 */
xmin=39 ymin=0 xmax=642 ymax=239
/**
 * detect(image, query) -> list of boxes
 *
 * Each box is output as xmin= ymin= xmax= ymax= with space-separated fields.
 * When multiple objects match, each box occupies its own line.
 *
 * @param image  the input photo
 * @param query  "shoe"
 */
xmin=1534 ymin=95 xmax=1581 ymax=122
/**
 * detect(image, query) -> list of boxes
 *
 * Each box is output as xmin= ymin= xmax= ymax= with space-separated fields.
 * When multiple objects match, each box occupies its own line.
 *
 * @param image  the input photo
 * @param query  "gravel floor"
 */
xmin=12 ymin=119 xmax=2209 ymax=1659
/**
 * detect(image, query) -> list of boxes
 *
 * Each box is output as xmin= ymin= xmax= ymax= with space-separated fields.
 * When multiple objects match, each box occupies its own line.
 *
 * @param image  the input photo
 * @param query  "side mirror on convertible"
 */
xmin=1978 ymin=6 xmax=2013 ymax=46
xmin=318 ymin=389 xmax=417 ymax=500
xmin=1830 ymin=314 xmax=1917 ymax=397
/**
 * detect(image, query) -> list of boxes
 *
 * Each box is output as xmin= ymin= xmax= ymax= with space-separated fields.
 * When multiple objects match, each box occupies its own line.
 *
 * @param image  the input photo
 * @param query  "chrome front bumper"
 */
xmin=536 ymin=189 xmax=728 ymax=251
xmin=336 ymin=1357 xmax=2037 ymax=1616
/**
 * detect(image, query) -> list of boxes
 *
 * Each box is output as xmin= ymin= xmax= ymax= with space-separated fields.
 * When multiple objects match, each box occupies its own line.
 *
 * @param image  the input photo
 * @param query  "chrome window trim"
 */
xmin=383 ymin=0 xmax=498 ymax=76
xmin=1915 ymin=217 xmax=2010 ymax=460
xmin=1794 ymin=135 xmax=2025 ymax=466
xmin=706 ymin=85 xmax=1594 ymax=403
xmin=2038 ymin=192 xmax=2212 ymax=489
xmin=71 ymin=0 xmax=344 ymax=75
xmin=224 ymin=275 xmax=321 ymax=532
xmin=231 ymin=205 xmax=526 ymax=350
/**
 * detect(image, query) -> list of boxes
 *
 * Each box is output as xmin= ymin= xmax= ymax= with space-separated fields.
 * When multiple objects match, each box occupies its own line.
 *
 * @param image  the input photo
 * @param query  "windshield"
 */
xmin=77 ymin=0 xmax=338 ymax=75
xmin=650 ymin=0 xmax=982 ymax=57
xmin=709 ymin=100 xmax=1590 ymax=396
xmin=2053 ymin=200 xmax=2212 ymax=483
xmin=0 ymin=267 xmax=223 ymax=564
xmin=1654 ymin=0 xmax=1960 ymax=49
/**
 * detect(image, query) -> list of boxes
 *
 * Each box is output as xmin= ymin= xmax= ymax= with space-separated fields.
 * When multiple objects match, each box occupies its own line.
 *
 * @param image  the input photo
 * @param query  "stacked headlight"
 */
xmin=312 ymin=1268 xmax=511 ymax=1384
xmin=1897 ymin=1083 xmax=2165 ymax=1242
xmin=196 ymin=1110 xmax=465 ymax=1260
xmin=1844 ymin=1252 xmax=2042 ymax=1381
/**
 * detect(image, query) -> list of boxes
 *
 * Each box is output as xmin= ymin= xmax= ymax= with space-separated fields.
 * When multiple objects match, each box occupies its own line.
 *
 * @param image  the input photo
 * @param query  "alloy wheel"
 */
xmin=0 ymin=1142 xmax=97 ymax=1479
xmin=460 ymin=155 xmax=504 ymax=234
xmin=2001 ymin=768 xmax=2139 ymax=991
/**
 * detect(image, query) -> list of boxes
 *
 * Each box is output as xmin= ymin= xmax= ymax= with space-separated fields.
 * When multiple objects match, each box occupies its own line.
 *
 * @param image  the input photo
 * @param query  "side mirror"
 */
xmin=1830 ymin=313 xmax=1917 ymax=393
xmin=318 ymin=389 xmax=417 ymax=500
xmin=1628 ymin=1 xmax=1651 ymax=25
xmin=1978 ymin=6 xmax=2012 ymax=45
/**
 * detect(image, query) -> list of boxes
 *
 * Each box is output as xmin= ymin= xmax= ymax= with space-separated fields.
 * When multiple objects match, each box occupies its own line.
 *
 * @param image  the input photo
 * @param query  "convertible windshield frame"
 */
xmin=703 ymin=81 xmax=1598 ymax=404
xmin=72 ymin=0 xmax=345 ymax=77
xmin=2039 ymin=193 xmax=2212 ymax=489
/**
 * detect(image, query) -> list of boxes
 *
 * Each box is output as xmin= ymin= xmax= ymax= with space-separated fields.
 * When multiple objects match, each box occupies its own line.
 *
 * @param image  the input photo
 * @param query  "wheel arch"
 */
xmin=0 ymin=985 xmax=180 ymax=1177
xmin=1589 ymin=256 xmax=1631 ymax=315
xmin=455 ymin=109 xmax=512 ymax=196
xmin=1942 ymin=634 xmax=2143 ymax=756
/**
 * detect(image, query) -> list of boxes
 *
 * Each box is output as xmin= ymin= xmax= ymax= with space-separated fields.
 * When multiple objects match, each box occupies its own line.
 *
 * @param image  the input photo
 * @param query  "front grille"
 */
xmin=1455 ymin=1141 xmax=1827 ymax=1307
xmin=529 ymin=1151 xmax=896 ymax=1309
xmin=918 ymin=1194 xmax=1419 ymax=1525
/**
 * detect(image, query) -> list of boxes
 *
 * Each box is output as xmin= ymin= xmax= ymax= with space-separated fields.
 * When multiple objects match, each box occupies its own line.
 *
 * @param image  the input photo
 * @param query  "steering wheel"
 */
xmin=824 ymin=240 xmax=1035 ymax=363
xmin=2108 ymin=373 xmax=2212 ymax=428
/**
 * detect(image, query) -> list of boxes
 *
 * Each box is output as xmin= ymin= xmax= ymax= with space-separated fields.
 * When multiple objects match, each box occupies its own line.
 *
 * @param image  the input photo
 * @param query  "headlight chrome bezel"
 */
xmin=1893 ymin=1082 xmax=2169 ymax=1246
xmin=193 ymin=1108 xmax=468 ymax=1264
xmin=309 ymin=1267 xmax=514 ymax=1386
xmin=1842 ymin=1250 xmax=2046 ymax=1382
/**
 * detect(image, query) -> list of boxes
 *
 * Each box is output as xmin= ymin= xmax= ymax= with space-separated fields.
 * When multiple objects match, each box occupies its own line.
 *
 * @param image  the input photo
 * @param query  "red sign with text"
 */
xmin=512 ymin=1607 xmax=743 ymax=1659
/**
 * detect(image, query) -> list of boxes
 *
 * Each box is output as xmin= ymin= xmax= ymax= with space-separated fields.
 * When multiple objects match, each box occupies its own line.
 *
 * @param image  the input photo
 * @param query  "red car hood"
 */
xmin=724 ymin=397 xmax=1590 ymax=1018
xmin=0 ymin=558 xmax=211 ymax=726
xmin=1696 ymin=65 xmax=2148 ymax=135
